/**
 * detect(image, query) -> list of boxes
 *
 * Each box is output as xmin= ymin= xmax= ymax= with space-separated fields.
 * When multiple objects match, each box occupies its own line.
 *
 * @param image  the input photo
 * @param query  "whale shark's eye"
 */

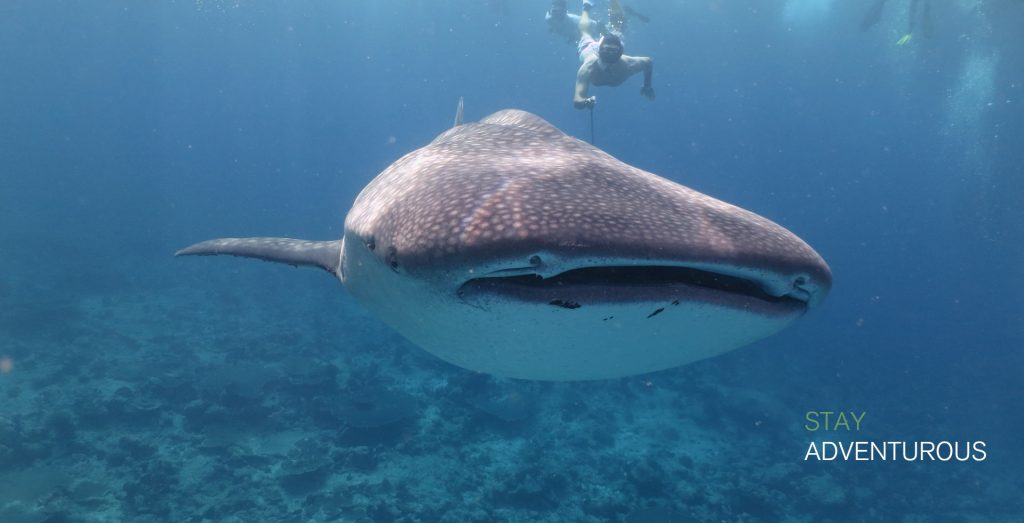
xmin=366 ymin=237 xmax=376 ymax=251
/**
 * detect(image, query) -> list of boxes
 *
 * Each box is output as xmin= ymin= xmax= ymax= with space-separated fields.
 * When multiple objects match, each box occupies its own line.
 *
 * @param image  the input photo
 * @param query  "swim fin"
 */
xmin=624 ymin=5 xmax=650 ymax=24
xmin=860 ymin=0 xmax=886 ymax=31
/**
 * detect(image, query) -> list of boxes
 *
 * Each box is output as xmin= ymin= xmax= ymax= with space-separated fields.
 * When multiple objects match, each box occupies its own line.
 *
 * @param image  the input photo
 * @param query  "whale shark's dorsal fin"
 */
xmin=176 ymin=237 xmax=342 ymax=274
xmin=453 ymin=96 xmax=464 ymax=127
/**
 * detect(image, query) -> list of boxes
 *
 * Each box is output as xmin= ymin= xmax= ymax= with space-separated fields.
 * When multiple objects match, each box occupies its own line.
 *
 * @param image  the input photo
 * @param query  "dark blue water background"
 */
xmin=1 ymin=1 xmax=1022 ymax=521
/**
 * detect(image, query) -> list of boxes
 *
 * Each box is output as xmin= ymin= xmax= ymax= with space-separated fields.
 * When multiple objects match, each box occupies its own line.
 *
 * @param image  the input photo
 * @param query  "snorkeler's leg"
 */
xmin=623 ymin=5 xmax=649 ymax=24
xmin=907 ymin=0 xmax=919 ymax=34
xmin=859 ymin=0 xmax=886 ymax=32
xmin=896 ymin=0 xmax=918 ymax=45
xmin=579 ymin=3 xmax=593 ymax=39
xmin=922 ymin=0 xmax=933 ymax=38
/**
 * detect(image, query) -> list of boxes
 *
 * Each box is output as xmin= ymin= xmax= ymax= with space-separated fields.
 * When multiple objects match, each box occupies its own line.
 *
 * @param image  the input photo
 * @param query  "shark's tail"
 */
xmin=176 ymin=237 xmax=342 ymax=274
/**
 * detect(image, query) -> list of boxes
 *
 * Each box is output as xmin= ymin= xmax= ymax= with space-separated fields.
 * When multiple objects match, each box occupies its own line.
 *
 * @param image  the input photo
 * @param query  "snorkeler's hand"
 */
xmin=575 ymin=96 xmax=597 ymax=109
xmin=641 ymin=86 xmax=655 ymax=100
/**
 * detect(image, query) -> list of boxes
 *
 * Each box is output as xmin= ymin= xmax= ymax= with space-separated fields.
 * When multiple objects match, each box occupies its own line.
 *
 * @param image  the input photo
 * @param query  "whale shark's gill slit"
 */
xmin=549 ymin=299 xmax=581 ymax=309
xmin=387 ymin=246 xmax=399 ymax=272
xmin=460 ymin=266 xmax=807 ymax=306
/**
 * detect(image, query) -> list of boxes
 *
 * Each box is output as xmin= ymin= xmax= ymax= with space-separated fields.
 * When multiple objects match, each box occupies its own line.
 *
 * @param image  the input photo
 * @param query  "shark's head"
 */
xmin=340 ymin=110 xmax=831 ymax=380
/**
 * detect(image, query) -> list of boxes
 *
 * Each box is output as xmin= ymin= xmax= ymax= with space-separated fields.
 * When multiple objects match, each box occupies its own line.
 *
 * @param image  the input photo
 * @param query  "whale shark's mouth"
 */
xmin=457 ymin=265 xmax=809 ymax=315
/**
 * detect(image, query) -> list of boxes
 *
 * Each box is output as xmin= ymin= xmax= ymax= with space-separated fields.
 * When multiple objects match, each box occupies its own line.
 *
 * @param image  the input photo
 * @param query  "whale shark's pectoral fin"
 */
xmin=176 ymin=237 xmax=342 ymax=274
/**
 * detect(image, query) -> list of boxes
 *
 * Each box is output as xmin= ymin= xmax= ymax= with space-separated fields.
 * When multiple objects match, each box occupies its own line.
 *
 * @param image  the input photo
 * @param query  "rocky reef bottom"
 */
xmin=0 ymin=280 xmax=1019 ymax=522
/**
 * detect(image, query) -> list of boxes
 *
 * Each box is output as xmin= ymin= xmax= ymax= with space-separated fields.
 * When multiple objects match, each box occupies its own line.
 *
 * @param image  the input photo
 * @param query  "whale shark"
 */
xmin=177 ymin=108 xmax=831 ymax=381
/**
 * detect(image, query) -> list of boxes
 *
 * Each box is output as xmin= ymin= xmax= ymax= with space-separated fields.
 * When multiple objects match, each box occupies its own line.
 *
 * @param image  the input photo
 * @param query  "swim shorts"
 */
xmin=577 ymin=34 xmax=600 ymax=62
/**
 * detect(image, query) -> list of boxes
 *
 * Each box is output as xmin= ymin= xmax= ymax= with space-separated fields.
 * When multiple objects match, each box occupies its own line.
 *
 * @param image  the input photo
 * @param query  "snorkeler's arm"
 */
xmin=632 ymin=56 xmax=654 ymax=99
xmin=638 ymin=57 xmax=655 ymax=99
xmin=573 ymin=63 xmax=596 ymax=109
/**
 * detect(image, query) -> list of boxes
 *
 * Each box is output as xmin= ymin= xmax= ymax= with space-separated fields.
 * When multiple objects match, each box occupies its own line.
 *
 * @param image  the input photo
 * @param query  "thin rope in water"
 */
xmin=589 ymin=106 xmax=595 ymax=145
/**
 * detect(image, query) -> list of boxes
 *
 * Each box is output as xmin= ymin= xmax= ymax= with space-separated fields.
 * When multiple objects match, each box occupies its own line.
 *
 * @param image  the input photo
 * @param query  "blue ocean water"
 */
xmin=1 ymin=0 xmax=1022 ymax=521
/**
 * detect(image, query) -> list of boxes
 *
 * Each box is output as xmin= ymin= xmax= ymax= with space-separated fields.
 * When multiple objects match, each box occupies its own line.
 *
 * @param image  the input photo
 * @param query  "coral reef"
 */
xmin=0 ymin=287 xmax=1019 ymax=522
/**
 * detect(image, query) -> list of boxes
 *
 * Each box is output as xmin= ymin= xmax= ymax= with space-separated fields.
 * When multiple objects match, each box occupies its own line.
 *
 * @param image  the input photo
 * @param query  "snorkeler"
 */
xmin=572 ymin=0 xmax=654 ymax=109
xmin=546 ymin=0 xmax=600 ymax=44
xmin=859 ymin=0 xmax=887 ymax=31
xmin=860 ymin=0 xmax=933 ymax=46
xmin=898 ymin=0 xmax=933 ymax=45
xmin=546 ymin=0 xmax=649 ymax=45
